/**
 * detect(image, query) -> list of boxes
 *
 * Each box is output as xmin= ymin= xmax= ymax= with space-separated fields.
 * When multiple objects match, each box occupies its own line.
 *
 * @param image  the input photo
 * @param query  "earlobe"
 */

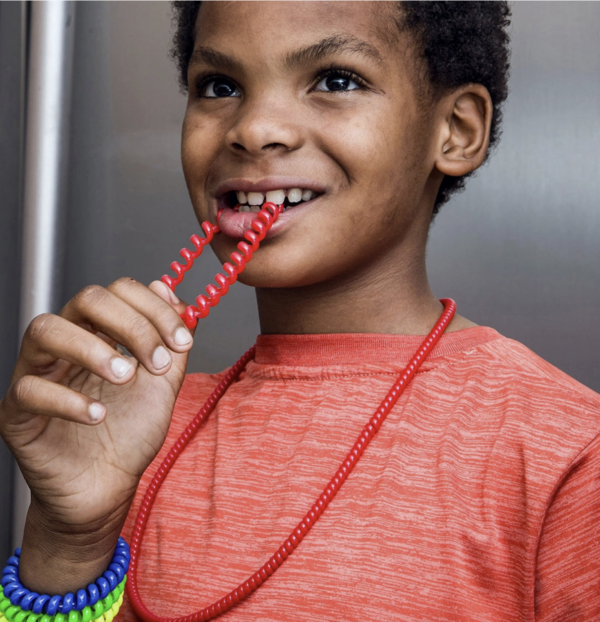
xmin=435 ymin=84 xmax=492 ymax=177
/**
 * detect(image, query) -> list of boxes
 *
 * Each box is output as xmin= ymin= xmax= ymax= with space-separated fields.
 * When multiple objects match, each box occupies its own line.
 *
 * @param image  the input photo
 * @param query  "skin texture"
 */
xmin=0 ymin=1 xmax=491 ymax=594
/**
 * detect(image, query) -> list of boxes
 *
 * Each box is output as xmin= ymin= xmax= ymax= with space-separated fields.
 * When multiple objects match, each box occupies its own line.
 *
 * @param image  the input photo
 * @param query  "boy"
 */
xmin=1 ymin=2 xmax=599 ymax=620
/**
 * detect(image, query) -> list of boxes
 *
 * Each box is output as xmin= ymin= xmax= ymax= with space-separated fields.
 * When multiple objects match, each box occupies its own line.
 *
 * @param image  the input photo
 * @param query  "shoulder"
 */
xmin=434 ymin=329 xmax=600 ymax=492
xmin=457 ymin=330 xmax=600 ymax=429
xmin=481 ymin=333 xmax=599 ymax=404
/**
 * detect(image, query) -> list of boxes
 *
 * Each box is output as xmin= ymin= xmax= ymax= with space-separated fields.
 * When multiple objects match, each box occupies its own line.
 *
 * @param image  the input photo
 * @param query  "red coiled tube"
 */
xmin=161 ymin=203 xmax=283 ymax=329
xmin=127 ymin=299 xmax=457 ymax=622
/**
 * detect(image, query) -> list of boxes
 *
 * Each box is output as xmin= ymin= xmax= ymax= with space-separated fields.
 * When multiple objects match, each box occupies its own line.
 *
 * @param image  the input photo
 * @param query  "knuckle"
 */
xmin=25 ymin=313 xmax=55 ymax=343
xmin=108 ymin=277 xmax=137 ymax=295
xmin=73 ymin=284 xmax=107 ymax=309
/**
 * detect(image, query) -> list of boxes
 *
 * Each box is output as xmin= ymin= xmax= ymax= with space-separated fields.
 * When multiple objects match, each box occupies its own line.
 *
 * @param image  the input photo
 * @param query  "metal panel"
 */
xmin=13 ymin=0 xmax=76 ymax=550
xmin=0 ymin=0 xmax=26 ymax=561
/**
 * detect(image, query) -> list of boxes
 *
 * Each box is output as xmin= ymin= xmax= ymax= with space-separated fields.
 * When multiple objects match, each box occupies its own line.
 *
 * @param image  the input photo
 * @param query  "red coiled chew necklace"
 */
xmin=127 ymin=202 xmax=457 ymax=621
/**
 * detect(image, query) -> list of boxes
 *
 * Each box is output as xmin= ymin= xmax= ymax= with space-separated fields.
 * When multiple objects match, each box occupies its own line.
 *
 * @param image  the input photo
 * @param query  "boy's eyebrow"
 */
xmin=285 ymin=35 xmax=384 ymax=68
xmin=189 ymin=35 xmax=384 ymax=73
xmin=189 ymin=47 xmax=241 ymax=72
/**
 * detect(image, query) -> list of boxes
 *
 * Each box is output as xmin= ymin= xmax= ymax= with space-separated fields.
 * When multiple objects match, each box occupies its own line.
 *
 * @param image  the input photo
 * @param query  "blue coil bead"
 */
xmin=95 ymin=577 xmax=110 ymax=600
xmin=0 ymin=537 xmax=129 ymax=616
xmin=103 ymin=571 xmax=118 ymax=592
xmin=59 ymin=592 xmax=74 ymax=614
xmin=86 ymin=584 xmax=99 ymax=607
xmin=17 ymin=590 xmax=38 ymax=611
xmin=2 ymin=582 xmax=17 ymax=597
xmin=33 ymin=594 xmax=50 ymax=613
xmin=1 ymin=575 xmax=19 ymax=598
xmin=112 ymin=555 xmax=128 ymax=571
xmin=75 ymin=589 xmax=88 ymax=611
xmin=108 ymin=563 xmax=124 ymax=583
xmin=47 ymin=595 xmax=62 ymax=615
xmin=9 ymin=587 xmax=28 ymax=607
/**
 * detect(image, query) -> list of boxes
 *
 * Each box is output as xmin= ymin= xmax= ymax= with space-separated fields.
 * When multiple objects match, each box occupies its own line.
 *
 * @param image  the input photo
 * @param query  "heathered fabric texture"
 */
xmin=121 ymin=328 xmax=600 ymax=621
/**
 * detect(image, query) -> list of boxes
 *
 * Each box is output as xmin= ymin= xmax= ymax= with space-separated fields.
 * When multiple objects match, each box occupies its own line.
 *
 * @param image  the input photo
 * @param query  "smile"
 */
xmin=224 ymin=188 xmax=320 ymax=213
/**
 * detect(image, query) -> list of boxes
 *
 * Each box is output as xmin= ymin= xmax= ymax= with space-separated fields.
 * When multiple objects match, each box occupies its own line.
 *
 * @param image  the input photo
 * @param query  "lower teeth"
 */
xmin=237 ymin=202 xmax=297 ymax=212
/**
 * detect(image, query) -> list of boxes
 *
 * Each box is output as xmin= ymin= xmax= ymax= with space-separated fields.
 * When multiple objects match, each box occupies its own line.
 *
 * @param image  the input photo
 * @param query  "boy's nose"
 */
xmin=225 ymin=98 xmax=303 ymax=157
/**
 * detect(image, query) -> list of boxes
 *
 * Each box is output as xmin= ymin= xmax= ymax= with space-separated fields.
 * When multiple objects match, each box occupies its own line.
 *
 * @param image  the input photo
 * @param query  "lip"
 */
xmin=216 ymin=193 xmax=321 ymax=240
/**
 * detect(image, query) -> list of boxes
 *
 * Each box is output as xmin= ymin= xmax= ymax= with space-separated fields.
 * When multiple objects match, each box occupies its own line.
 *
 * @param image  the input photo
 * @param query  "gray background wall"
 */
xmin=1 ymin=1 xmax=599 ymax=556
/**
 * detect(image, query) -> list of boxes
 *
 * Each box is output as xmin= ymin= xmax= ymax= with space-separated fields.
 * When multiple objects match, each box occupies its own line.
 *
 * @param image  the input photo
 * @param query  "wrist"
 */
xmin=18 ymin=498 xmax=130 ymax=594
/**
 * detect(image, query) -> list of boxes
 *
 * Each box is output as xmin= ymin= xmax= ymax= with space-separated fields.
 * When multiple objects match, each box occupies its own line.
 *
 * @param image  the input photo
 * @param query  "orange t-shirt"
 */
xmin=120 ymin=328 xmax=600 ymax=621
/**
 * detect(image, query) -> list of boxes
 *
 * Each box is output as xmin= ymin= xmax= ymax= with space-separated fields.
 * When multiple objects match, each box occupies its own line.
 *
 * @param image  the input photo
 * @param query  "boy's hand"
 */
xmin=0 ymin=278 xmax=194 ymax=593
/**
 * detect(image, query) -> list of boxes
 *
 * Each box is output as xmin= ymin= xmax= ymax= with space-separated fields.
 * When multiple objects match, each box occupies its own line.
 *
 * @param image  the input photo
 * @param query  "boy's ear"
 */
xmin=434 ymin=84 xmax=493 ymax=178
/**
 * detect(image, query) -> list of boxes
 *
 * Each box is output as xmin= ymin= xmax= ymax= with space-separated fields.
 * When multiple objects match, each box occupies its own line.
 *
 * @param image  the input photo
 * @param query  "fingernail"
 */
xmin=152 ymin=346 xmax=171 ymax=370
xmin=174 ymin=327 xmax=192 ymax=346
xmin=111 ymin=357 xmax=132 ymax=379
xmin=89 ymin=402 xmax=106 ymax=423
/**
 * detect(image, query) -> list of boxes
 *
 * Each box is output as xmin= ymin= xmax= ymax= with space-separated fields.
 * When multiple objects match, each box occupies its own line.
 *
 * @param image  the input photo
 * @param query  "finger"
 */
xmin=60 ymin=284 xmax=173 ymax=376
xmin=15 ymin=313 xmax=136 ymax=384
xmin=108 ymin=278 xmax=195 ymax=347
xmin=4 ymin=375 xmax=106 ymax=426
xmin=147 ymin=280 xmax=198 ymax=337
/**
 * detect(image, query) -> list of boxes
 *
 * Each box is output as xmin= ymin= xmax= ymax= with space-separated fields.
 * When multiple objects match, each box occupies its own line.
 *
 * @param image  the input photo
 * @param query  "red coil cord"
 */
xmin=128 ymin=204 xmax=457 ymax=621
xmin=160 ymin=202 xmax=283 ymax=330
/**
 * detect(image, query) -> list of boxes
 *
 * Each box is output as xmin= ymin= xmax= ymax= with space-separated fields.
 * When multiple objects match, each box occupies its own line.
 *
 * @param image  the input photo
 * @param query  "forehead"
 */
xmin=194 ymin=1 xmax=403 ymax=62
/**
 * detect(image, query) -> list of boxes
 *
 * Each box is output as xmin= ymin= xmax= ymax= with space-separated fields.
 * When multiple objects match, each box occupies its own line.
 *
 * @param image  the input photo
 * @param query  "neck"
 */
xmin=256 ymin=246 xmax=449 ymax=336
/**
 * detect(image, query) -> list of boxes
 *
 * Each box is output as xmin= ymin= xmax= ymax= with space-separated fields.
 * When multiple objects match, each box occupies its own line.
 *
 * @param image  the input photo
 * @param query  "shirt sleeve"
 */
xmin=535 ymin=432 xmax=600 ymax=621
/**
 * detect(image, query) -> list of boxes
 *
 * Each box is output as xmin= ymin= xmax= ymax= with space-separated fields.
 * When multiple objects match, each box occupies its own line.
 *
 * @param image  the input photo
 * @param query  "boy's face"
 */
xmin=182 ymin=1 xmax=442 ymax=288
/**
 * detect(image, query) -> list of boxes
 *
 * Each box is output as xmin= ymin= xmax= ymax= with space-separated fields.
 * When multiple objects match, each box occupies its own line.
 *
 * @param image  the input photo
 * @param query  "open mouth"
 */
xmin=222 ymin=187 xmax=320 ymax=213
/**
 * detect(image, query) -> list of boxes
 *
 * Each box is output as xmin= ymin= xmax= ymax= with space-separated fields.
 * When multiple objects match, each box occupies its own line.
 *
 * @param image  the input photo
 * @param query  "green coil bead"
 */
xmin=0 ymin=598 xmax=11 ymax=614
xmin=13 ymin=612 xmax=27 ymax=622
xmin=4 ymin=606 xmax=19 ymax=622
xmin=40 ymin=615 xmax=52 ymax=622
xmin=80 ymin=607 xmax=92 ymax=622
xmin=67 ymin=611 xmax=81 ymax=622
xmin=101 ymin=593 xmax=113 ymax=610
xmin=55 ymin=614 xmax=66 ymax=622
xmin=90 ymin=602 xmax=103 ymax=620
xmin=25 ymin=613 xmax=40 ymax=622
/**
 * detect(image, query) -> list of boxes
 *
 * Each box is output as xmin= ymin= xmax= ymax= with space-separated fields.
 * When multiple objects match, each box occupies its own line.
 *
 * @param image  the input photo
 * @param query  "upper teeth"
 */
xmin=236 ymin=188 xmax=314 ymax=211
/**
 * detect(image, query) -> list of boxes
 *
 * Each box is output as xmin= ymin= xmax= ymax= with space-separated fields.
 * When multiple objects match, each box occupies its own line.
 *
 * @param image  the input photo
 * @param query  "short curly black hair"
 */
xmin=170 ymin=1 xmax=511 ymax=215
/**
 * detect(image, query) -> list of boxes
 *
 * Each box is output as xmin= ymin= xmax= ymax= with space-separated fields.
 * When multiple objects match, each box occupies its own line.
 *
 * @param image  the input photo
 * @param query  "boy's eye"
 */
xmin=314 ymin=71 xmax=361 ymax=93
xmin=199 ymin=77 xmax=240 ymax=98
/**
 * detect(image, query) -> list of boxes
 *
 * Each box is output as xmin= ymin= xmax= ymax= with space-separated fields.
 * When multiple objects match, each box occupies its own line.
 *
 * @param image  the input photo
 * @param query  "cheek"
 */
xmin=181 ymin=113 xmax=220 ymax=196
xmin=321 ymin=98 xmax=422 ymax=205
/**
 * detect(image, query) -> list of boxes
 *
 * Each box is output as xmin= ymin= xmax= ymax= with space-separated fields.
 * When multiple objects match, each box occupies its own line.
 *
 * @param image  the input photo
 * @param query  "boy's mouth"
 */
xmin=222 ymin=187 xmax=320 ymax=213
xmin=213 ymin=179 xmax=327 ymax=239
